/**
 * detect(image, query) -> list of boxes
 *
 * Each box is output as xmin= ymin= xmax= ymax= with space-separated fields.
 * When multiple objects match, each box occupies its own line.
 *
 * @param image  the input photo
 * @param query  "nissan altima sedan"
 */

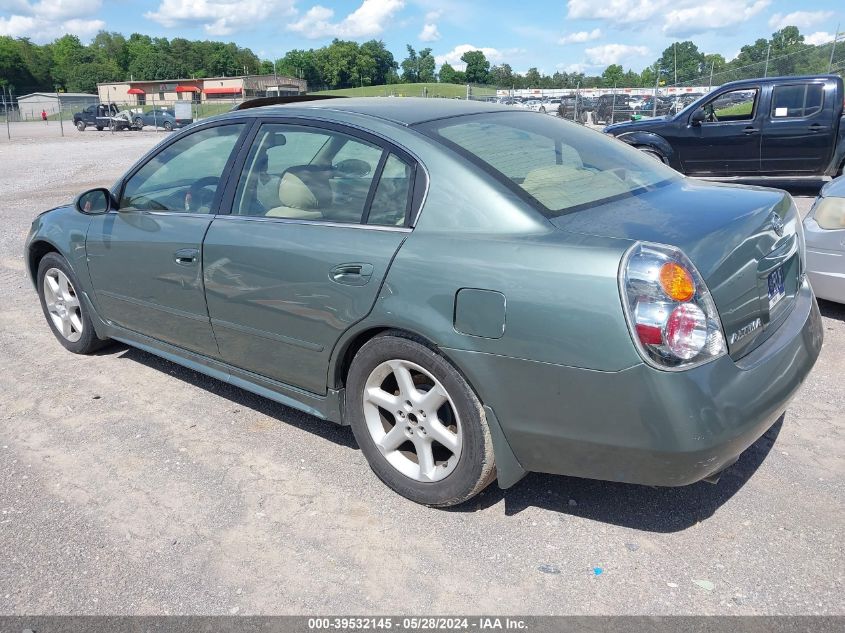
xmin=803 ymin=175 xmax=845 ymax=303
xmin=25 ymin=98 xmax=822 ymax=507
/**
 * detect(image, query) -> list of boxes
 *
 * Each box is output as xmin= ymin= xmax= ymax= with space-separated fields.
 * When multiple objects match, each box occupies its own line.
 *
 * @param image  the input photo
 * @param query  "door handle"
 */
xmin=329 ymin=263 xmax=374 ymax=285
xmin=807 ymin=124 xmax=824 ymax=132
xmin=743 ymin=126 xmax=759 ymax=134
xmin=174 ymin=248 xmax=199 ymax=266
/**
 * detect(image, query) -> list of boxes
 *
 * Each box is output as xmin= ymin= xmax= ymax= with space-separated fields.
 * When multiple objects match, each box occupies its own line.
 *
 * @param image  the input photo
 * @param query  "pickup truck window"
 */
xmin=771 ymin=84 xmax=824 ymax=119
xmin=703 ymin=89 xmax=758 ymax=123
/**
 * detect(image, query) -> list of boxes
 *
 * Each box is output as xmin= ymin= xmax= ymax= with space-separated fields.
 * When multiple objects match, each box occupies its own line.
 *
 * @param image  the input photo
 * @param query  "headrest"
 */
xmin=278 ymin=172 xmax=319 ymax=210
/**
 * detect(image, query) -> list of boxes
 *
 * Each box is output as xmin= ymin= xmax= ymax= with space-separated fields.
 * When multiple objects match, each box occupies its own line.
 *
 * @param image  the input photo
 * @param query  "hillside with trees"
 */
xmin=0 ymin=25 xmax=841 ymax=96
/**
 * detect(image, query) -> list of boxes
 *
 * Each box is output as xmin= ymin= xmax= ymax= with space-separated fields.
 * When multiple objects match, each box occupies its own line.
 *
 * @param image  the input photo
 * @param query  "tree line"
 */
xmin=0 ymin=25 xmax=840 ymax=96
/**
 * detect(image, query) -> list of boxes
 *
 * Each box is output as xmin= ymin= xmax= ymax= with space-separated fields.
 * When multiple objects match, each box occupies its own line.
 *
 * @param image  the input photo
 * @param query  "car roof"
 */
xmin=719 ymin=74 xmax=842 ymax=90
xmin=235 ymin=97 xmax=514 ymax=127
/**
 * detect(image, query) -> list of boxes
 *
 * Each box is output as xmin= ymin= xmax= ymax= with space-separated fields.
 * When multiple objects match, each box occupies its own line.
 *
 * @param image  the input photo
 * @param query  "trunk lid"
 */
xmin=551 ymin=178 xmax=803 ymax=359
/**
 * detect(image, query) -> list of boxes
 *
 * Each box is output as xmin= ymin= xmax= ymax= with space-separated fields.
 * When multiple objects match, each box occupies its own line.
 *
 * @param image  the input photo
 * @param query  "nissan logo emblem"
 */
xmin=771 ymin=212 xmax=785 ymax=237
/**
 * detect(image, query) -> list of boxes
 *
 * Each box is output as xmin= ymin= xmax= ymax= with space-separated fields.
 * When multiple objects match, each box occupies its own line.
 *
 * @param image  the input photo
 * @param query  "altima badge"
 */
xmin=729 ymin=318 xmax=762 ymax=345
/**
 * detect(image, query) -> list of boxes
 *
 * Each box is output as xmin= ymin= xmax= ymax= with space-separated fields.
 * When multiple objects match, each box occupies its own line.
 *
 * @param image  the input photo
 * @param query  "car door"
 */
xmin=760 ymin=81 xmax=833 ymax=174
xmin=86 ymin=121 xmax=249 ymax=356
xmin=676 ymin=87 xmax=762 ymax=176
xmin=203 ymin=121 xmax=420 ymax=394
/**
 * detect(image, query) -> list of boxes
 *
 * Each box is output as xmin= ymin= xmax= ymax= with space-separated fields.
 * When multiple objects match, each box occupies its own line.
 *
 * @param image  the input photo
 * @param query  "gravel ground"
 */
xmin=0 ymin=129 xmax=843 ymax=616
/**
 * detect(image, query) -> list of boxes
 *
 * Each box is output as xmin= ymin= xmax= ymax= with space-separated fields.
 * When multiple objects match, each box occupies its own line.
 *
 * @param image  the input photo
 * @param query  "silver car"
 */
xmin=804 ymin=175 xmax=845 ymax=303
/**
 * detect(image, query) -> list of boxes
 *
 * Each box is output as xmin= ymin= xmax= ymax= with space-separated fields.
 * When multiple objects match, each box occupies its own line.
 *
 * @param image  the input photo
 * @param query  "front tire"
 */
xmin=75 ymin=120 xmax=86 ymax=131
xmin=134 ymin=117 xmax=144 ymax=128
xmin=37 ymin=253 xmax=107 ymax=355
xmin=346 ymin=333 xmax=496 ymax=507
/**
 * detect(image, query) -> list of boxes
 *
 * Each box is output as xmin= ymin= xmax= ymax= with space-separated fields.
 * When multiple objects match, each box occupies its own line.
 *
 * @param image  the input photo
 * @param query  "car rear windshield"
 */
xmin=418 ymin=111 xmax=679 ymax=217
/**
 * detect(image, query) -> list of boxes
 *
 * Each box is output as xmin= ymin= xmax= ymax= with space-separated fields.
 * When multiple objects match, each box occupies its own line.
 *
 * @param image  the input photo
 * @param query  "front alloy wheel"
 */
xmin=43 ymin=268 xmax=83 ymax=342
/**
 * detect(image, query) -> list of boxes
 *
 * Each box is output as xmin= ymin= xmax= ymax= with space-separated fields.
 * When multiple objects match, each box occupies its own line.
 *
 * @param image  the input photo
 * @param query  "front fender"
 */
xmin=615 ymin=131 xmax=678 ymax=169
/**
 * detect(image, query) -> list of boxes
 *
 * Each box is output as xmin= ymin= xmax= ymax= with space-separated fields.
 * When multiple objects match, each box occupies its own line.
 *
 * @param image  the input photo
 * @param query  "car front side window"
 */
xmin=702 ymin=88 xmax=758 ymax=123
xmin=120 ymin=123 xmax=246 ymax=214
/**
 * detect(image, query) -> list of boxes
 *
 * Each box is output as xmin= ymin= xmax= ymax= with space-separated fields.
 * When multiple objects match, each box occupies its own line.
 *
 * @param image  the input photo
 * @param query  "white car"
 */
xmin=803 ymin=175 xmax=845 ymax=303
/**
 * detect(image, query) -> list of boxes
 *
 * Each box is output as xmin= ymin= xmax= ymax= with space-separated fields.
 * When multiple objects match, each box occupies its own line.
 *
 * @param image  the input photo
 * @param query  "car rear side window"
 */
xmin=419 ymin=111 xmax=678 ymax=217
xmin=120 ymin=123 xmax=246 ymax=213
xmin=232 ymin=123 xmax=386 ymax=224
xmin=771 ymin=84 xmax=824 ymax=118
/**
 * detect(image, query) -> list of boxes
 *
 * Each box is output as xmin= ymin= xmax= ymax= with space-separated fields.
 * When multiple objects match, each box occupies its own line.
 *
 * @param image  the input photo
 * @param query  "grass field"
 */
xmin=310 ymin=82 xmax=497 ymax=99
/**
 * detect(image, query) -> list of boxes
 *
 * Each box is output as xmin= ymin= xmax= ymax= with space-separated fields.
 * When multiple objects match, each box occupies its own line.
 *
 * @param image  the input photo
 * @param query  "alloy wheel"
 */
xmin=362 ymin=359 xmax=462 ymax=482
xmin=43 ymin=268 xmax=83 ymax=342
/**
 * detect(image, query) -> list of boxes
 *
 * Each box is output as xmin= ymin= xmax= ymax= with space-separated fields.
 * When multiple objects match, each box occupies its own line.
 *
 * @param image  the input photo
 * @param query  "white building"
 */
xmin=16 ymin=92 xmax=98 ymax=119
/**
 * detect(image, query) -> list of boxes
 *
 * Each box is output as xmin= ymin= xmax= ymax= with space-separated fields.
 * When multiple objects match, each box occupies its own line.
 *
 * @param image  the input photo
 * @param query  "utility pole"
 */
xmin=673 ymin=42 xmax=677 ymax=85
xmin=653 ymin=63 xmax=660 ymax=118
xmin=3 ymin=86 xmax=10 ymax=140
xmin=829 ymin=25 xmax=840 ymax=72
xmin=764 ymin=42 xmax=771 ymax=77
xmin=708 ymin=60 xmax=715 ymax=92
xmin=55 ymin=90 xmax=64 ymax=137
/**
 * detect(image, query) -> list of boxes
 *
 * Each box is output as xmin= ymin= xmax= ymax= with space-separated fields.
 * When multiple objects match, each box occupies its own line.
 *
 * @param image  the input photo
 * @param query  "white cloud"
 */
xmin=287 ymin=0 xmax=405 ymax=39
xmin=804 ymin=31 xmax=835 ymax=46
xmin=662 ymin=1 xmax=770 ymax=36
xmin=769 ymin=11 xmax=833 ymax=31
xmin=434 ymin=44 xmax=504 ymax=69
xmin=566 ymin=0 xmax=770 ymax=36
xmin=584 ymin=43 xmax=649 ymax=65
xmin=146 ymin=0 xmax=295 ymax=36
xmin=558 ymin=28 xmax=602 ymax=45
xmin=419 ymin=23 xmax=440 ymax=42
xmin=0 ymin=0 xmax=104 ymax=41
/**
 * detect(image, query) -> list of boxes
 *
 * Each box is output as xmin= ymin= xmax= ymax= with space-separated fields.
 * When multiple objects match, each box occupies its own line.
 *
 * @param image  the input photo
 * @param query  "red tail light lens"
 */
xmin=620 ymin=242 xmax=726 ymax=370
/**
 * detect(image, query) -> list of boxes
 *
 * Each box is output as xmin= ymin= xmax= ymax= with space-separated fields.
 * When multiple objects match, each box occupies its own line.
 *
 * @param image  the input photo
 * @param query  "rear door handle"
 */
xmin=329 ymin=262 xmax=374 ymax=286
xmin=174 ymin=248 xmax=199 ymax=266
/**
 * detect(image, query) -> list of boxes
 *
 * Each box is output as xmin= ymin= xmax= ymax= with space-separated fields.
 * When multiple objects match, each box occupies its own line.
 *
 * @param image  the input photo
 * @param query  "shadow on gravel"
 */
xmin=818 ymin=299 xmax=845 ymax=322
xmin=109 ymin=340 xmax=781 ymax=532
xmin=458 ymin=417 xmax=783 ymax=532
xmin=110 ymin=344 xmax=358 ymax=450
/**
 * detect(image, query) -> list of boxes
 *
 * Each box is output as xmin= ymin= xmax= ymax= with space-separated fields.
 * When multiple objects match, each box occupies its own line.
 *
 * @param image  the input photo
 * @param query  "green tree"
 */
xmin=400 ymin=45 xmax=419 ymax=82
xmin=461 ymin=50 xmax=489 ymax=84
xmin=489 ymin=63 xmax=514 ymax=87
xmin=524 ymin=67 xmax=541 ymax=87
xmin=601 ymin=64 xmax=624 ymax=87
xmin=657 ymin=41 xmax=705 ymax=84
xmin=438 ymin=62 xmax=464 ymax=84
xmin=418 ymin=48 xmax=436 ymax=82
xmin=359 ymin=40 xmax=397 ymax=85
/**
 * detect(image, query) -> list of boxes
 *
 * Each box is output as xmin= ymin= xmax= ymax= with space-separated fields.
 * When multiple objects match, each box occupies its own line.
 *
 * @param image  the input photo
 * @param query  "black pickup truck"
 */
xmin=604 ymin=74 xmax=845 ymax=178
xmin=73 ymin=103 xmax=132 ymax=131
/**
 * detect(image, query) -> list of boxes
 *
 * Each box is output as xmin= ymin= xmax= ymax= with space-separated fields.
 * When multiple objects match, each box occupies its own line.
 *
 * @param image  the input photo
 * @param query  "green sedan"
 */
xmin=25 ymin=98 xmax=823 ymax=506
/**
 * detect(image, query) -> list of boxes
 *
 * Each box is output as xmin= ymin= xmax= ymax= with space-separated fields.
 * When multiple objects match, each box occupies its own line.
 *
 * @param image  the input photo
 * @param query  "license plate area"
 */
xmin=767 ymin=265 xmax=786 ymax=310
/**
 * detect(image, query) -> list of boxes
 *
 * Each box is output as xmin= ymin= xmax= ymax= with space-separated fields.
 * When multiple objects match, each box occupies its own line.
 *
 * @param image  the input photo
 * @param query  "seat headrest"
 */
xmin=278 ymin=171 xmax=319 ymax=210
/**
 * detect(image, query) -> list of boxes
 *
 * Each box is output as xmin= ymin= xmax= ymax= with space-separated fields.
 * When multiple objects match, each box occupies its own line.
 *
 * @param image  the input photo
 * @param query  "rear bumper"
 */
xmin=446 ymin=279 xmax=823 ymax=486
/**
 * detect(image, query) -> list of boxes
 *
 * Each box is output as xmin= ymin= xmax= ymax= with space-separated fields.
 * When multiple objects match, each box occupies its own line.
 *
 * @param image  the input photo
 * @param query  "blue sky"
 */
xmin=1 ymin=0 xmax=843 ymax=75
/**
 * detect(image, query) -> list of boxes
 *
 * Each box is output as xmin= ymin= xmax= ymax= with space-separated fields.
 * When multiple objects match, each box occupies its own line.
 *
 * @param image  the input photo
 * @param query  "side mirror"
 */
xmin=691 ymin=108 xmax=706 ymax=126
xmin=75 ymin=188 xmax=114 ymax=215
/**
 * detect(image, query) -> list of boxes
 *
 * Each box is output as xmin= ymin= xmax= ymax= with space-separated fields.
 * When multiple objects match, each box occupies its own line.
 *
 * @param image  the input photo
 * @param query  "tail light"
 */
xmin=619 ymin=242 xmax=726 ymax=370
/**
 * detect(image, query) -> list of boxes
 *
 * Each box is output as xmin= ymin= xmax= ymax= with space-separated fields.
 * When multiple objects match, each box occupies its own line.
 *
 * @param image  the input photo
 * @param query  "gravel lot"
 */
xmin=0 ymin=125 xmax=843 ymax=615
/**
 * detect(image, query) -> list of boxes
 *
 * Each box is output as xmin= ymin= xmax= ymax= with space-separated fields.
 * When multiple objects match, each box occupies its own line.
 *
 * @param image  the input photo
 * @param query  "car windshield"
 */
xmin=419 ymin=111 xmax=679 ymax=217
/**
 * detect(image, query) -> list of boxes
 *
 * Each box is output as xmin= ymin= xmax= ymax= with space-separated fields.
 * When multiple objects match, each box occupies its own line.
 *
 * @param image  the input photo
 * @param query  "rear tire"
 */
xmin=346 ymin=333 xmax=496 ymax=507
xmin=163 ymin=121 xmax=173 ymax=132
xmin=37 ymin=253 xmax=108 ymax=355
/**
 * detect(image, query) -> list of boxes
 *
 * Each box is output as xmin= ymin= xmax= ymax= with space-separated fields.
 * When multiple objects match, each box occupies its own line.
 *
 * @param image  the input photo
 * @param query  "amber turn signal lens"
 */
xmin=659 ymin=262 xmax=695 ymax=302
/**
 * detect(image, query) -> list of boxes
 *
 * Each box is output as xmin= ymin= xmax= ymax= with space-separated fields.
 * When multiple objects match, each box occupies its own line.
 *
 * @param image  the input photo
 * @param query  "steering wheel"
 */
xmin=185 ymin=176 xmax=219 ymax=213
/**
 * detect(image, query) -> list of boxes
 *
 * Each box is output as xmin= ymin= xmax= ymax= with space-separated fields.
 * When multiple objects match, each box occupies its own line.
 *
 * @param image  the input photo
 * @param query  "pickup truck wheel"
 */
xmin=95 ymin=126 xmax=103 ymax=131
xmin=347 ymin=333 xmax=496 ymax=507
xmin=75 ymin=121 xmax=85 ymax=131
xmin=637 ymin=147 xmax=668 ymax=164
